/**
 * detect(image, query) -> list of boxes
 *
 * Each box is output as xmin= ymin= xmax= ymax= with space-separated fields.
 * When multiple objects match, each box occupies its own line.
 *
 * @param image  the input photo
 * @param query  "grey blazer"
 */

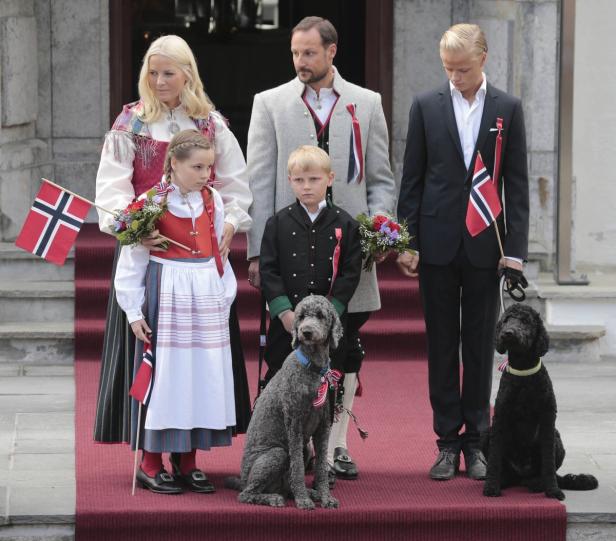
xmin=246 ymin=69 xmax=396 ymax=313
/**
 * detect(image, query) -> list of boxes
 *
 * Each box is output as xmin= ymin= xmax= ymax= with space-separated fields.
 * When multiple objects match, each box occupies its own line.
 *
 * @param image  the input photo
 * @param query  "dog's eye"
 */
xmin=315 ymin=310 xmax=324 ymax=319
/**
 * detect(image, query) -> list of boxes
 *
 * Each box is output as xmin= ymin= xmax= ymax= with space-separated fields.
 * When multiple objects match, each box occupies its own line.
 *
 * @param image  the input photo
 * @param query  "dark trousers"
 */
xmin=419 ymin=244 xmax=499 ymax=452
xmin=264 ymin=310 xmax=370 ymax=385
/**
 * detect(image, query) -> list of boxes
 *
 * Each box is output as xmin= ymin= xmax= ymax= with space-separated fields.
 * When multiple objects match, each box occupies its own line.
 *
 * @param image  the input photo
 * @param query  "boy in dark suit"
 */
xmin=397 ymin=23 xmax=529 ymax=481
xmin=259 ymin=145 xmax=363 ymax=483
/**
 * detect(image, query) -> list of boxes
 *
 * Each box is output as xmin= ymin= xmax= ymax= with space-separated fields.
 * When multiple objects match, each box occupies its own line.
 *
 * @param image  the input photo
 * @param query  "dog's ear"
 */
xmin=328 ymin=308 xmax=343 ymax=353
xmin=532 ymin=310 xmax=550 ymax=358
xmin=495 ymin=312 xmax=507 ymax=354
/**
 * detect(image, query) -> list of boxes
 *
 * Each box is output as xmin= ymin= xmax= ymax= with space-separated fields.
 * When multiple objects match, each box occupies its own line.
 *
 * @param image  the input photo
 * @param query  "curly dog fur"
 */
xmin=225 ymin=295 xmax=342 ymax=510
xmin=483 ymin=304 xmax=599 ymax=499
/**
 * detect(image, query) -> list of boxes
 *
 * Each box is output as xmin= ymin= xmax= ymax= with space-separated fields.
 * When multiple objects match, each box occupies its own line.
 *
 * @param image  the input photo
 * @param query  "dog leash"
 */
xmin=255 ymin=294 xmax=267 ymax=403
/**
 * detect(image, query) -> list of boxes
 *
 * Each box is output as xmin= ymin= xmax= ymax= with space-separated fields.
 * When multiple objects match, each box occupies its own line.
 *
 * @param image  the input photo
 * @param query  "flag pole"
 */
xmin=132 ymin=402 xmax=142 ymax=496
xmin=493 ymin=221 xmax=505 ymax=260
xmin=41 ymin=178 xmax=192 ymax=253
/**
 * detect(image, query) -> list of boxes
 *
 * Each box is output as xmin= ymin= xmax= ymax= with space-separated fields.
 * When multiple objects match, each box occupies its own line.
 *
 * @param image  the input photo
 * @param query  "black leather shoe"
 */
xmin=137 ymin=468 xmax=184 ymax=494
xmin=464 ymin=449 xmax=487 ymax=480
xmin=333 ymin=447 xmax=358 ymax=479
xmin=429 ymin=449 xmax=460 ymax=480
xmin=169 ymin=453 xmax=215 ymax=493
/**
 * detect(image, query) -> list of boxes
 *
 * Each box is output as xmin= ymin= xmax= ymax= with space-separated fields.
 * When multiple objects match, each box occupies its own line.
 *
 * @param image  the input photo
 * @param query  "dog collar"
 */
xmin=295 ymin=347 xmax=329 ymax=376
xmin=506 ymin=359 xmax=542 ymax=377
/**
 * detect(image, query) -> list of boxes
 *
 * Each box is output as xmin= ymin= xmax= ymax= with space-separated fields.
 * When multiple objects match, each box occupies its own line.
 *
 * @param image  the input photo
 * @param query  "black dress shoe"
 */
xmin=169 ymin=453 xmax=215 ymax=493
xmin=333 ymin=447 xmax=358 ymax=480
xmin=464 ymin=449 xmax=487 ymax=480
xmin=429 ymin=449 xmax=460 ymax=480
xmin=137 ymin=468 xmax=184 ymax=494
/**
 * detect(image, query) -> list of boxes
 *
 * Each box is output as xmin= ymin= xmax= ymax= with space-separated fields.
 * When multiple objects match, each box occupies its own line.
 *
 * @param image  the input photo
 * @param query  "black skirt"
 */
xmin=93 ymin=246 xmax=252 ymax=443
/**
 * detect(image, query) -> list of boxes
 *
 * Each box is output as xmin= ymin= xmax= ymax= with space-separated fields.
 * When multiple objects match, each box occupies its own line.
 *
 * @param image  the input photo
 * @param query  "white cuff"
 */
xmin=126 ymin=310 xmax=145 ymax=324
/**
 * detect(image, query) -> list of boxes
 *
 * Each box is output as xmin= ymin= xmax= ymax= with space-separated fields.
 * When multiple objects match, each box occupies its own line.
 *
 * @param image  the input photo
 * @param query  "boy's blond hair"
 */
xmin=440 ymin=23 xmax=488 ymax=58
xmin=287 ymin=145 xmax=332 ymax=175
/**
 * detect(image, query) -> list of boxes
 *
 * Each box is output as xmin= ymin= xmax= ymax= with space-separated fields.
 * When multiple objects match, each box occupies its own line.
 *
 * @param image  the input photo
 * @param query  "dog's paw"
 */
xmin=268 ymin=494 xmax=286 ymax=507
xmin=320 ymin=495 xmax=339 ymax=509
xmin=483 ymin=484 xmax=501 ymax=497
xmin=307 ymin=488 xmax=320 ymax=502
xmin=545 ymin=487 xmax=565 ymax=501
xmin=295 ymin=496 xmax=316 ymax=510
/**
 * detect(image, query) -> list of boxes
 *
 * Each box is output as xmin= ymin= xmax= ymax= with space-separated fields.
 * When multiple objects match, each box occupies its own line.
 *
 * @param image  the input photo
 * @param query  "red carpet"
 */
xmin=74 ymin=224 xmax=566 ymax=541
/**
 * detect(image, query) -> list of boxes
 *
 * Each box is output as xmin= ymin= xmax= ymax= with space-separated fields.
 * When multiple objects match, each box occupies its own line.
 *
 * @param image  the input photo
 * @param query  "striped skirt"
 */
xmin=93 ymin=245 xmax=251 ymax=443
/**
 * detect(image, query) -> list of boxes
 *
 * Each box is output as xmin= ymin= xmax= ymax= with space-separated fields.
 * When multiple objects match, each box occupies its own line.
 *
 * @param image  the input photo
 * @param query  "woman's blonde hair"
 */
xmin=138 ymin=35 xmax=214 ymax=123
xmin=440 ymin=23 xmax=488 ymax=57
xmin=163 ymin=130 xmax=214 ymax=183
xmin=287 ymin=145 xmax=332 ymax=175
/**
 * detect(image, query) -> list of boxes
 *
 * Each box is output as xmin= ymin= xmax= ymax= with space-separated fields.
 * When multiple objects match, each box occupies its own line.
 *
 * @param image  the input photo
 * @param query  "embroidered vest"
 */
xmin=155 ymin=190 xmax=215 ymax=259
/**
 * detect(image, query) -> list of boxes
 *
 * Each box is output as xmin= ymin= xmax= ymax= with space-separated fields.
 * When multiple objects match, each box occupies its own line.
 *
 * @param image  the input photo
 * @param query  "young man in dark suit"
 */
xmin=397 ymin=24 xmax=529 ymax=481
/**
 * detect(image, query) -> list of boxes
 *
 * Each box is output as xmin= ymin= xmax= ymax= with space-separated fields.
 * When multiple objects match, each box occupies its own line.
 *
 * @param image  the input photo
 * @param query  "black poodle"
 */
xmin=482 ymin=304 xmax=598 ymax=499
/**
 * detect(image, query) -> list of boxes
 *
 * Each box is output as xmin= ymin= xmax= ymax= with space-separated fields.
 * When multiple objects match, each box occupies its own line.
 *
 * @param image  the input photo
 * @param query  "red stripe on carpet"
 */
xmin=75 ymin=225 xmax=566 ymax=541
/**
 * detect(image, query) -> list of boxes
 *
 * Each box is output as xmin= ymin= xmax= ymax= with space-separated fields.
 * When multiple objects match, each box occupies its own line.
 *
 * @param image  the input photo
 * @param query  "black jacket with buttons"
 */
xmin=259 ymin=201 xmax=362 ymax=318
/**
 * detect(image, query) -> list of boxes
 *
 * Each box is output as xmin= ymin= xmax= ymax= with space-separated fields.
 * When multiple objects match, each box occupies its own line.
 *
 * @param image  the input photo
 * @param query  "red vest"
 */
xmin=156 ymin=189 xmax=216 ymax=259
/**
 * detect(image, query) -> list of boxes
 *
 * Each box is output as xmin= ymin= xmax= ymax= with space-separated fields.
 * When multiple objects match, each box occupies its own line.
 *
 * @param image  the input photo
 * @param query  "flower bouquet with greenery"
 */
xmin=110 ymin=185 xmax=169 ymax=248
xmin=356 ymin=213 xmax=413 ymax=271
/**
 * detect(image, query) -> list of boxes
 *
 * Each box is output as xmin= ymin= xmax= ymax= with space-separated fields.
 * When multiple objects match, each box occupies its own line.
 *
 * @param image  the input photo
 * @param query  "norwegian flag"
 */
xmin=465 ymin=152 xmax=503 ymax=237
xmin=129 ymin=347 xmax=154 ymax=405
xmin=15 ymin=180 xmax=91 ymax=265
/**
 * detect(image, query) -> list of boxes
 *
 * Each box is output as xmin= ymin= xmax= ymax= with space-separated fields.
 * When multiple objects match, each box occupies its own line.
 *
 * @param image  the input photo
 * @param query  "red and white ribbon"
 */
xmin=313 ymin=368 xmax=343 ymax=408
xmin=346 ymin=104 xmax=364 ymax=184
xmin=493 ymin=117 xmax=504 ymax=183
xmin=328 ymin=227 xmax=343 ymax=295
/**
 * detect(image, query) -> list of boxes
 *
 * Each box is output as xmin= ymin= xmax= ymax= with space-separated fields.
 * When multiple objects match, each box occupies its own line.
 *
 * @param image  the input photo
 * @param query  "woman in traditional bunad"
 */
xmin=115 ymin=130 xmax=236 ymax=493
xmin=94 ymin=35 xmax=252 ymax=446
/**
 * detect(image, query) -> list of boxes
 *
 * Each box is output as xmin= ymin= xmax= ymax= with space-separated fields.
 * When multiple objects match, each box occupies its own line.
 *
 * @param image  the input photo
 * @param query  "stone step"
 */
xmin=0 ymin=282 xmax=74 ymax=324
xmin=0 ymin=322 xmax=73 ymax=365
xmin=0 ymin=243 xmax=74 ymax=282
xmin=545 ymin=324 xmax=606 ymax=363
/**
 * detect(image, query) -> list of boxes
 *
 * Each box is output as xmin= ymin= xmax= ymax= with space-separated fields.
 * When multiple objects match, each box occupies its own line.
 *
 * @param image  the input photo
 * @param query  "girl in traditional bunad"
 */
xmin=115 ymin=130 xmax=237 ymax=494
xmin=94 ymin=35 xmax=252 ymax=445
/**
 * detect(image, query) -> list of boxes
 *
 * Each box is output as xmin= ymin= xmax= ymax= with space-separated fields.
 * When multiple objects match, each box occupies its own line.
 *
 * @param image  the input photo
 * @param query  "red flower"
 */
xmin=372 ymin=215 xmax=388 ymax=231
xmin=388 ymin=221 xmax=401 ymax=232
xmin=127 ymin=199 xmax=145 ymax=213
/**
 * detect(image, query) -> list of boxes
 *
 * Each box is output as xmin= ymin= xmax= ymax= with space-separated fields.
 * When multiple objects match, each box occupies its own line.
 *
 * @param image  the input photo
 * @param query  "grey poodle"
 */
xmin=483 ymin=304 xmax=599 ymax=499
xmin=225 ymin=295 xmax=342 ymax=510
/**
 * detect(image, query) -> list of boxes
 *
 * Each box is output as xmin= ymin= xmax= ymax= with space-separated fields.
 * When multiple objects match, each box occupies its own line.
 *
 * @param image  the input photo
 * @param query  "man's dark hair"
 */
xmin=291 ymin=16 xmax=338 ymax=47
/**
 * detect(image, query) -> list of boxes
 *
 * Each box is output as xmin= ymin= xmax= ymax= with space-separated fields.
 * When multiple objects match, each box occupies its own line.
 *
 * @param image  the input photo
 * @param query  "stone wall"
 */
xmin=392 ymin=0 xmax=559 ymax=270
xmin=0 ymin=0 xmax=109 ymax=242
xmin=572 ymin=0 xmax=616 ymax=270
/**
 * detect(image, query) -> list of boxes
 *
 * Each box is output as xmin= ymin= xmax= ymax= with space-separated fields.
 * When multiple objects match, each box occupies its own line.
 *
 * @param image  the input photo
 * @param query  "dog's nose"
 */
xmin=302 ymin=330 xmax=313 ymax=340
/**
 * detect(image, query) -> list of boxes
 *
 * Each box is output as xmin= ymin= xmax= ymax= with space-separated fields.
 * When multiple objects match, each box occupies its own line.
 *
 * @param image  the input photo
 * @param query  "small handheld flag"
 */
xmin=465 ymin=152 xmax=503 ymax=237
xmin=129 ymin=347 xmax=154 ymax=405
xmin=15 ymin=179 xmax=91 ymax=265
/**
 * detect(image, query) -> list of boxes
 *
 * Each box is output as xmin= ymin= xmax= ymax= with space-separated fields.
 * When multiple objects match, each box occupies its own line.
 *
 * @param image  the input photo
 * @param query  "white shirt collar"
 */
xmin=300 ymin=199 xmax=327 ymax=222
xmin=450 ymin=73 xmax=487 ymax=99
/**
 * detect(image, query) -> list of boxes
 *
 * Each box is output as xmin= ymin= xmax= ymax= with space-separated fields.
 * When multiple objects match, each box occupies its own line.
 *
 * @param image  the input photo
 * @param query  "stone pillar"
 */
xmin=0 ymin=0 xmax=109 ymax=243
xmin=393 ymin=0 xmax=559 ymax=271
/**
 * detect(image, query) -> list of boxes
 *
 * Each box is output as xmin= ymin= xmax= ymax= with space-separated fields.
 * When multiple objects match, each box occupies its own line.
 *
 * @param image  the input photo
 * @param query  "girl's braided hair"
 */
xmin=163 ymin=129 xmax=214 ymax=183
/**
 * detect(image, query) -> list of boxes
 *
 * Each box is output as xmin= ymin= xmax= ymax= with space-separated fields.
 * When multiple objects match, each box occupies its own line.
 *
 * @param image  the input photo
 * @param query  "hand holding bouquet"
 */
xmin=356 ymin=213 xmax=413 ymax=271
xmin=110 ymin=183 xmax=170 ymax=248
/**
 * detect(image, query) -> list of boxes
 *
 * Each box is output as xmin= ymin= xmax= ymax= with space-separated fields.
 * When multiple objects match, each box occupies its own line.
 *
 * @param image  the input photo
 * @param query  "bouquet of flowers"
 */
xmin=356 ymin=213 xmax=413 ymax=271
xmin=110 ymin=184 xmax=169 ymax=248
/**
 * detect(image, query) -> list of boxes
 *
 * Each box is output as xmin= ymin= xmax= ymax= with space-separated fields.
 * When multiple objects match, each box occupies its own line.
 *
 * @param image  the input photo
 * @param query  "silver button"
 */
xmin=310 ymin=263 xmax=314 ymax=267
xmin=310 ymin=281 xmax=314 ymax=285
xmin=292 ymin=232 xmax=296 ymax=235
xmin=309 ymin=134 xmax=314 ymax=139
xmin=293 ymin=253 xmax=296 ymax=257
xmin=288 ymin=206 xmax=292 ymax=210
xmin=293 ymin=273 xmax=297 ymax=277
xmin=329 ymin=236 xmax=333 ymax=240
xmin=304 ymin=111 xmax=309 ymax=117
xmin=328 ymin=277 xmax=331 ymax=281
xmin=311 ymin=245 xmax=315 ymax=249
xmin=294 ymin=294 xmax=298 ymax=298
xmin=336 ymin=210 xmax=340 ymax=214
xmin=329 ymin=256 xmax=333 ymax=260
xmin=312 ymin=229 xmax=315 ymax=233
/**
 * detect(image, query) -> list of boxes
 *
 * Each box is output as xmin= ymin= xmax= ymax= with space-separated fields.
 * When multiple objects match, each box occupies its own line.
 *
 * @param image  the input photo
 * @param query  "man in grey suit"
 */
xmin=246 ymin=16 xmax=396 ymax=484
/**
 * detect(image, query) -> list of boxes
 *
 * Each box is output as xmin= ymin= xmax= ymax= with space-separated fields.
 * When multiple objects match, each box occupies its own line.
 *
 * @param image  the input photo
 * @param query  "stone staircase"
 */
xmin=0 ymin=243 xmax=74 ymax=367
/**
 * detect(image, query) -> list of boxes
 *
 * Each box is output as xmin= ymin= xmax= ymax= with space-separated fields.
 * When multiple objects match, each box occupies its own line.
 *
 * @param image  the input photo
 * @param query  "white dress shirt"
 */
xmin=95 ymin=107 xmax=252 ymax=235
xmin=450 ymin=74 xmax=487 ymax=171
xmin=304 ymin=84 xmax=338 ymax=125
xmin=300 ymin=199 xmax=327 ymax=222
